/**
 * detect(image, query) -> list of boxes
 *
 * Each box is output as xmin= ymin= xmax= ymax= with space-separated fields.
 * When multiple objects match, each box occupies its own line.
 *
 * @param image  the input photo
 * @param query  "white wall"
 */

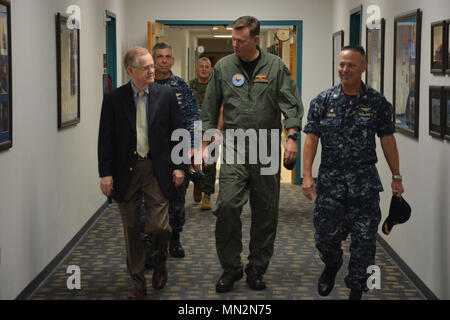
xmin=163 ymin=27 xmax=189 ymax=79
xmin=0 ymin=0 xmax=125 ymax=300
xmin=331 ymin=0 xmax=450 ymax=299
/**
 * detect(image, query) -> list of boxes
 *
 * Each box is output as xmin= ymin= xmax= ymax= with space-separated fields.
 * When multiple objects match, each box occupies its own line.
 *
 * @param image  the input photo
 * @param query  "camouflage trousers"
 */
xmin=313 ymin=192 xmax=381 ymax=291
xmin=169 ymin=169 xmax=190 ymax=234
xmin=200 ymin=162 xmax=217 ymax=195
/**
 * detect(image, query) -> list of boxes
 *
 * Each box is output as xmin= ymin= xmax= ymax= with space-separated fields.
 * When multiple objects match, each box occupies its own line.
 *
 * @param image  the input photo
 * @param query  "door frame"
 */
xmin=349 ymin=5 xmax=363 ymax=46
xmin=105 ymin=10 xmax=117 ymax=88
xmin=156 ymin=19 xmax=303 ymax=185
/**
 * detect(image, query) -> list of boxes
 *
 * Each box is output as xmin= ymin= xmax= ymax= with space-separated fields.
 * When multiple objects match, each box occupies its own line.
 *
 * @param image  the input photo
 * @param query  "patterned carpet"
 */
xmin=31 ymin=183 xmax=424 ymax=300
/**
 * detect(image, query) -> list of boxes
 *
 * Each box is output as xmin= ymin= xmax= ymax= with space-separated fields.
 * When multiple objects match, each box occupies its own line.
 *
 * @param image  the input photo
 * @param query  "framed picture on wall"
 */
xmin=393 ymin=9 xmax=422 ymax=139
xmin=332 ymin=30 xmax=344 ymax=86
xmin=431 ymin=21 xmax=445 ymax=74
xmin=366 ymin=18 xmax=385 ymax=93
xmin=0 ymin=1 xmax=12 ymax=151
xmin=429 ymin=86 xmax=443 ymax=139
xmin=445 ymin=87 xmax=450 ymax=140
xmin=56 ymin=12 xmax=80 ymax=129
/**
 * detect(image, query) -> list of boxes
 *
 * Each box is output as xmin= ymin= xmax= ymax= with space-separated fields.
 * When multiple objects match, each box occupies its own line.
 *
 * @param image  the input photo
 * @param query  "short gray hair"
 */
xmin=152 ymin=42 xmax=173 ymax=57
xmin=123 ymin=46 xmax=149 ymax=70
xmin=198 ymin=57 xmax=211 ymax=65
xmin=341 ymin=45 xmax=367 ymax=65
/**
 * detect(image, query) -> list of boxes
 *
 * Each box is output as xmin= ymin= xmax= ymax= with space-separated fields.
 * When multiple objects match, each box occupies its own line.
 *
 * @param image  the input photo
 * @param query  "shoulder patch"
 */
xmin=284 ymin=65 xmax=291 ymax=76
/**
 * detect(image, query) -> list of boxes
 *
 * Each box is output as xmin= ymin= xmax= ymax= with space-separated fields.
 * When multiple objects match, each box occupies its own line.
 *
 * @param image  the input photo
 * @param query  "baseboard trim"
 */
xmin=15 ymin=201 xmax=109 ymax=300
xmin=376 ymin=234 xmax=439 ymax=300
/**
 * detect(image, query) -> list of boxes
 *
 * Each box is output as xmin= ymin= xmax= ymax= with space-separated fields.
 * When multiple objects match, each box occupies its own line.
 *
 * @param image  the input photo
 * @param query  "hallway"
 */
xmin=31 ymin=183 xmax=424 ymax=300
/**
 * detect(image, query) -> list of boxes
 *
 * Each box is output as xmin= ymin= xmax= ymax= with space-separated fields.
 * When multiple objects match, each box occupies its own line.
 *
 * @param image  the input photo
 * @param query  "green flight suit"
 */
xmin=201 ymin=48 xmax=303 ymax=276
xmin=189 ymin=78 xmax=216 ymax=195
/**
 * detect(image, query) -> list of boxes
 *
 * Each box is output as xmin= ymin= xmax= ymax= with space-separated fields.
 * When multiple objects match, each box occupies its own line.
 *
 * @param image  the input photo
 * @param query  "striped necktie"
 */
xmin=136 ymin=90 xmax=149 ymax=157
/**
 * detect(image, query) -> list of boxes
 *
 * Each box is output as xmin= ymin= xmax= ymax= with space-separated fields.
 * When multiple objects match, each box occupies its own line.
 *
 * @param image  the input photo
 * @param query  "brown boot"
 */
xmin=127 ymin=282 xmax=147 ymax=299
xmin=152 ymin=262 xmax=168 ymax=290
xmin=201 ymin=194 xmax=211 ymax=210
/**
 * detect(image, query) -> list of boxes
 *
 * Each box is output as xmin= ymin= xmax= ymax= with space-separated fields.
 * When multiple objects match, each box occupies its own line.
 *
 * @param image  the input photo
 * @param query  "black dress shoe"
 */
xmin=169 ymin=232 xmax=185 ymax=258
xmin=246 ymin=273 xmax=266 ymax=290
xmin=215 ymin=271 xmax=243 ymax=293
xmin=349 ymin=290 xmax=362 ymax=300
xmin=318 ymin=263 xmax=342 ymax=296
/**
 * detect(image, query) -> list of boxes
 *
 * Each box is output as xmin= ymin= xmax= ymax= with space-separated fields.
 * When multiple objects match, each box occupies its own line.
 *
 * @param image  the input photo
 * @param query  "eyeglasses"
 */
xmin=132 ymin=65 xmax=154 ymax=72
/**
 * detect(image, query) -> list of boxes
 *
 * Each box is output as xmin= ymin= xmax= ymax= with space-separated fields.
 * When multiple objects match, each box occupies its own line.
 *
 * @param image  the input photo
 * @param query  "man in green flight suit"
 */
xmin=201 ymin=16 xmax=304 ymax=293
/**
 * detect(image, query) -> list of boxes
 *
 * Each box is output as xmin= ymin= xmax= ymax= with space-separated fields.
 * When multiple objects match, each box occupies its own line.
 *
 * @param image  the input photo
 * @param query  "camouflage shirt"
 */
xmin=304 ymin=82 xmax=395 ymax=198
xmin=156 ymin=72 xmax=200 ymax=148
xmin=188 ymin=78 xmax=208 ymax=108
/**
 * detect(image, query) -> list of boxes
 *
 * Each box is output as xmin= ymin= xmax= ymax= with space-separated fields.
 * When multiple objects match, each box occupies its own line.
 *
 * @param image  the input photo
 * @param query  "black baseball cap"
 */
xmin=382 ymin=195 xmax=411 ymax=235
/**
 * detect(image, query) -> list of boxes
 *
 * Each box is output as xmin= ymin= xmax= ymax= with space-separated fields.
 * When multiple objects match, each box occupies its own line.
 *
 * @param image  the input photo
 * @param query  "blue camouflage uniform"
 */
xmin=155 ymin=72 xmax=200 ymax=234
xmin=303 ymin=82 xmax=395 ymax=292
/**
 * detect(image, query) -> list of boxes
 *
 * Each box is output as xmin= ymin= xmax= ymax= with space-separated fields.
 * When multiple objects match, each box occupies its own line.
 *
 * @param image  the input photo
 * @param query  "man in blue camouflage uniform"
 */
xmin=153 ymin=42 xmax=200 ymax=258
xmin=302 ymin=46 xmax=404 ymax=300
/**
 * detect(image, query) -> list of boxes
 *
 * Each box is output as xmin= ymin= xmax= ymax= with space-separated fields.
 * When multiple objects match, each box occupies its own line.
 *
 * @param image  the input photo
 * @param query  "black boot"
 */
xmin=349 ymin=290 xmax=362 ymax=300
xmin=169 ymin=231 xmax=185 ymax=258
xmin=317 ymin=262 xmax=342 ymax=296
xmin=216 ymin=270 xmax=243 ymax=293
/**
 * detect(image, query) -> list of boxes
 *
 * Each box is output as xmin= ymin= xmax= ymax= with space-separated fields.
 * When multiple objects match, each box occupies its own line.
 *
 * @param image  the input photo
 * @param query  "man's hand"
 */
xmin=302 ymin=133 xmax=319 ymax=201
xmin=392 ymin=179 xmax=404 ymax=198
xmin=284 ymin=130 xmax=298 ymax=164
xmin=100 ymin=176 xmax=113 ymax=197
xmin=189 ymin=149 xmax=201 ymax=172
xmin=173 ymin=169 xmax=185 ymax=188
xmin=212 ymin=131 xmax=222 ymax=146
xmin=202 ymin=140 xmax=210 ymax=167
xmin=302 ymin=175 xmax=316 ymax=201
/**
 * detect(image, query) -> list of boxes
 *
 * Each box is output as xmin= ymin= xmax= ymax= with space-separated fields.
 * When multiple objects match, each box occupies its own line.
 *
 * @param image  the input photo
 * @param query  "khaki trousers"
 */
xmin=118 ymin=159 xmax=172 ymax=287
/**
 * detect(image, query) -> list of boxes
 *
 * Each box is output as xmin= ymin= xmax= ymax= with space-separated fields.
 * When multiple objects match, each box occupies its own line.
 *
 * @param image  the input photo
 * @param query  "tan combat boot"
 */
xmin=201 ymin=194 xmax=211 ymax=210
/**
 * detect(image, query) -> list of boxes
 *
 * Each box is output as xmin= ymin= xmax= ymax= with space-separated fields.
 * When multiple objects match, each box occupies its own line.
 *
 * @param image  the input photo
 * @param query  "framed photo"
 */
xmin=393 ymin=9 xmax=422 ymax=139
xmin=429 ymin=86 xmax=443 ymax=138
xmin=445 ymin=87 xmax=450 ymax=140
xmin=332 ymin=30 xmax=344 ymax=86
xmin=366 ymin=18 xmax=385 ymax=93
xmin=431 ymin=21 xmax=445 ymax=74
xmin=56 ymin=12 xmax=80 ymax=129
xmin=446 ymin=21 xmax=450 ymax=74
xmin=0 ymin=1 xmax=12 ymax=151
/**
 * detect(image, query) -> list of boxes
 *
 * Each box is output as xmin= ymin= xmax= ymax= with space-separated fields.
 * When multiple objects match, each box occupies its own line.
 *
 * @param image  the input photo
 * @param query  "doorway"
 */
xmin=350 ymin=5 xmax=363 ymax=46
xmin=105 ymin=10 xmax=117 ymax=88
xmin=151 ymin=20 xmax=303 ymax=185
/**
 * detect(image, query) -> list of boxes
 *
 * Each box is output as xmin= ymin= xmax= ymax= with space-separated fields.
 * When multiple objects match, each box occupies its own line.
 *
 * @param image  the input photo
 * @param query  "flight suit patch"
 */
xmin=254 ymin=74 xmax=269 ymax=83
xmin=232 ymin=74 xmax=245 ymax=87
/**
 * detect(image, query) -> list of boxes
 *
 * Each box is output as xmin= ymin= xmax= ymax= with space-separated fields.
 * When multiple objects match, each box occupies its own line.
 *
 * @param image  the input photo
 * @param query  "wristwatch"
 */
xmin=287 ymin=132 xmax=298 ymax=141
xmin=392 ymin=175 xmax=402 ymax=180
